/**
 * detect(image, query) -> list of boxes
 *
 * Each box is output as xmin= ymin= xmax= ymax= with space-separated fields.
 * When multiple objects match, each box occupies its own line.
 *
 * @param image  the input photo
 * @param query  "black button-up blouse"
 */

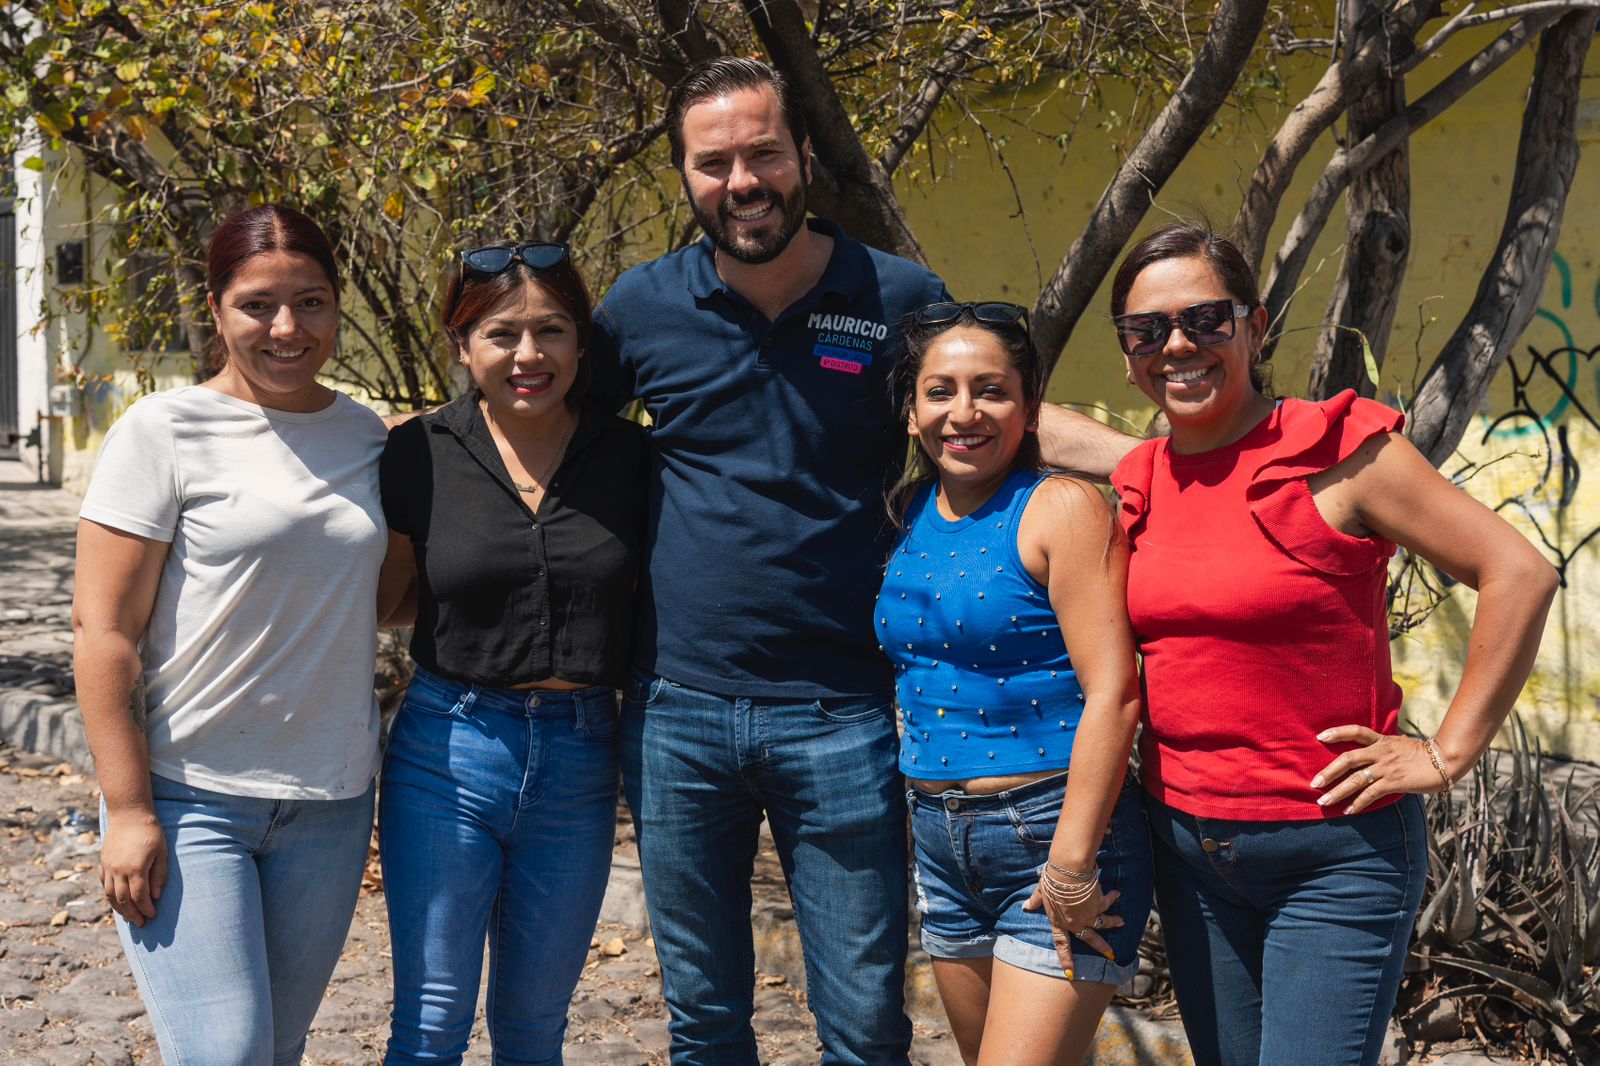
xmin=379 ymin=396 xmax=649 ymax=689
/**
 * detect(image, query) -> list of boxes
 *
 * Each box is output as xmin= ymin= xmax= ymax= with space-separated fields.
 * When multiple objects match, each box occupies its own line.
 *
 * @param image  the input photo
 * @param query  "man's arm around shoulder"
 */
xmin=1037 ymin=403 xmax=1140 ymax=481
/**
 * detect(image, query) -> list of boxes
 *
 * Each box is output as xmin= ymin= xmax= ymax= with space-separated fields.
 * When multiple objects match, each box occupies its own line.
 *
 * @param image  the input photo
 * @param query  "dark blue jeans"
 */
xmin=1148 ymin=795 xmax=1428 ymax=1066
xmin=620 ymin=672 xmax=912 ymax=1066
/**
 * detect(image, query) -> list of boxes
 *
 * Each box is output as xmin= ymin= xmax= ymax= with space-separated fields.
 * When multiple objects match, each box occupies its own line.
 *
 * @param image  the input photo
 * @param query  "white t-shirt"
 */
xmin=80 ymin=386 xmax=387 ymax=799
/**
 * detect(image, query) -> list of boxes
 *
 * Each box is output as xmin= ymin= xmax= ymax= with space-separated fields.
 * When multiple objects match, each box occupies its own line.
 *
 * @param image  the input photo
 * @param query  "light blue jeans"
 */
xmin=379 ymin=667 xmax=620 ymax=1065
xmin=108 ymin=773 xmax=375 ymax=1066
xmin=620 ymin=671 xmax=912 ymax=1066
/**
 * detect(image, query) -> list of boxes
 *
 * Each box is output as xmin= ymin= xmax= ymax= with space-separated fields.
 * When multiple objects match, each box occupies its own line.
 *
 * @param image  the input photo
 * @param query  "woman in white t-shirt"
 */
xmin=72 ymin=205 xmax=386 ymax=1063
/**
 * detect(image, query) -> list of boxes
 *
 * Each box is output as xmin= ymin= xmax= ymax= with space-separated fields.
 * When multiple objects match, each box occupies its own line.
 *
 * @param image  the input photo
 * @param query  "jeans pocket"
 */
xmin=1009 ymin=791 xmax=1064 ymax=849
xmin=578 ymin=694 xmax=620 ymax=741
xmin=809 ymin=695 xmax=892 ymax=725
xmin=402 ymin=676 xmax=471 ymax=720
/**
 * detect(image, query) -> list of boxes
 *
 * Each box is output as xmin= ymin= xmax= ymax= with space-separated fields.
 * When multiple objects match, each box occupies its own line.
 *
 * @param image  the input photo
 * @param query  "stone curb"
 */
xmin=0 ymin=685 xmax=90 ymax=772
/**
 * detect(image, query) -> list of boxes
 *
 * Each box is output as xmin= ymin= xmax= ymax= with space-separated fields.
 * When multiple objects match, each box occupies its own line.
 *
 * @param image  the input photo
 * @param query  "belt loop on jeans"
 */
xmin=457 ymin=686 xmax=480 ymax=716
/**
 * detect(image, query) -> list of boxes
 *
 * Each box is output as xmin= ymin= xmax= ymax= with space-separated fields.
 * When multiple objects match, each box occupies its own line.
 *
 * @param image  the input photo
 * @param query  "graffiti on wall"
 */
xmin=1471 ymin=253 xmax=1600 ymax=584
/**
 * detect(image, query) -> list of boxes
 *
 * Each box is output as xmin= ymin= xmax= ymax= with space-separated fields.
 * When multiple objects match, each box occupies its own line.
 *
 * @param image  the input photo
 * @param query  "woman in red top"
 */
xmin=1108 ymin=220 xmax=1556 ymax=1066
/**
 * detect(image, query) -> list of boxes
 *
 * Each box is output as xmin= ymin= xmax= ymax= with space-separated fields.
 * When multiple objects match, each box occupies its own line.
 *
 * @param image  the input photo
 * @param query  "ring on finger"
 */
xmin=1094 ymin=915 xmax=1105 ymax=929
xmin=1361 ymin=768 xmax=1376 ymax=785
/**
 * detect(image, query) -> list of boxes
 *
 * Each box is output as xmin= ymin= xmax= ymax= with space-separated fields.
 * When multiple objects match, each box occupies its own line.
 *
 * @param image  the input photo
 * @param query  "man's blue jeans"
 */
xmin=108 ymin=774 xmax=375 ymax=1066
xmin=1148 ymin=794 xmax=1429 ymax=1066
xmin=620 ymin=672 xmax=912 ymax=1065
xmin=380 ymin=667 xmax=620 ymax=1064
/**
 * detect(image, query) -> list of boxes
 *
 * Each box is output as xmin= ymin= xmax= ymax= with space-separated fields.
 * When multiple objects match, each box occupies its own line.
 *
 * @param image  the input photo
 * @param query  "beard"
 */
xmin=693 ymin=180 xmax=808 ymax=265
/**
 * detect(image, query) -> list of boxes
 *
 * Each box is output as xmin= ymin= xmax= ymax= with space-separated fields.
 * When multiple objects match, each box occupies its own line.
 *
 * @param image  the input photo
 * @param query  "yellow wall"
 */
xmin=899 ymin=29 xmax=1600 ymax=759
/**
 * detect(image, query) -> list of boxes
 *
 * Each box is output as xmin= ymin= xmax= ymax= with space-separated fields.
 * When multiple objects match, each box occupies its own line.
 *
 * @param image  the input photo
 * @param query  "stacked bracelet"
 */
xmin=1039 ymin=864 xmax=1100 ymax=908
xmin=1045 ymin=860 xmax=1095 ymax=882
xmin=1422 ymin=737 xmax=1455 ymax=794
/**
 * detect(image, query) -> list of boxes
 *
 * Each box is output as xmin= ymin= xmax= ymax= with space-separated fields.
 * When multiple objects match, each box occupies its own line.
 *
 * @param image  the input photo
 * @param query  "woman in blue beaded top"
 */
xmin=877 ymin=302 xmax=1152 ymax=1065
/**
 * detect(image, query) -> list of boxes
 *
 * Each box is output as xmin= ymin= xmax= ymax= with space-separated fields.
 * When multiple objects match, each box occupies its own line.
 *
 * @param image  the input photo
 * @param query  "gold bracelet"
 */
xmin=1422 ymin=737 xmax=1455 ymax=794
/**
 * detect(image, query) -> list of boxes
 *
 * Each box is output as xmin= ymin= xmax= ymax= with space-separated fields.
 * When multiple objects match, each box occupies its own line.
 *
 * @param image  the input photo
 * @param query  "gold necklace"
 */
xmin=510 ymin=418 xmax=577 ymax=496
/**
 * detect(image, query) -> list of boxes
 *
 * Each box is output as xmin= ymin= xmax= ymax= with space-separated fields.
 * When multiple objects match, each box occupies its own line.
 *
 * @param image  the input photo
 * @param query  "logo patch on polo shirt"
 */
xmin=808 ymin=312 xmax=887 ymax=375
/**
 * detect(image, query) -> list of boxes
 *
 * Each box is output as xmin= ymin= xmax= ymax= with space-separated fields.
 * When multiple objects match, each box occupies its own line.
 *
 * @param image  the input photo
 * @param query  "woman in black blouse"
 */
xmin=375 ymin=242 xmax=647 ymax=1063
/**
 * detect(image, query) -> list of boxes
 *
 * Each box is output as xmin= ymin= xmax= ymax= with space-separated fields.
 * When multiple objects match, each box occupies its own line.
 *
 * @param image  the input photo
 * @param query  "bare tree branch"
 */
xmin=880 ymin=26 xmax=981 ymax=175
xmin=1234 ymin=34 xmax=1379 ymax=271
xmin=657 ymin=0 xmax=721 ymax=68
xmin=1403 ymin=0 xmax=1600 ymax=73
xmin=1234 ymin=0 xmax=1440 ymax=272
xmin=1260 ymin=7 xmax=1562 ymax=350
xmin=1407 ymin=8 xmax=1598 ymax=466
xmin=551 ymin=0 xmax=697 ymax=86
xmin=1030 ymin=0 xmax=1272 ymax=370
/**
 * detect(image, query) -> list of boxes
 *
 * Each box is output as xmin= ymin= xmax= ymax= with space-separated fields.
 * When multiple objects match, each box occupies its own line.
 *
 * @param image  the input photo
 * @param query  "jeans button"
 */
xmin=527 ymin=694 xmax=541 ymax=710
xmin=944 ymin=798 xmax=959 ymax=812
xmin=1200 ymin=837 xmax=1220 ymax=853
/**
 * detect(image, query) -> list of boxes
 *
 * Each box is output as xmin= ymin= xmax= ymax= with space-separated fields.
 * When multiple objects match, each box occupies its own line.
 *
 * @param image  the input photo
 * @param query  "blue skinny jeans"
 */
xmin=379 ymin=667 xmax=619 ymax=1065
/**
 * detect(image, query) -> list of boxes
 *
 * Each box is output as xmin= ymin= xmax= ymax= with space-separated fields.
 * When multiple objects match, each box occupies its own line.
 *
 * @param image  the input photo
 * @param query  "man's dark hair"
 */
xmin=666 ymin=57 xmax=810 ymax=170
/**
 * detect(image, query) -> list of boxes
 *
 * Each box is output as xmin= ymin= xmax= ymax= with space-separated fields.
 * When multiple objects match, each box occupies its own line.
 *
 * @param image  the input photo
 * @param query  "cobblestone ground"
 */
xmin=0 ymin=742 xmax=965 ymax=1064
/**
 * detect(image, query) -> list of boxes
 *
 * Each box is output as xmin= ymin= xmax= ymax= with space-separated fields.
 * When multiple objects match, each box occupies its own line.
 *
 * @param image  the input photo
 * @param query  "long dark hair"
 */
xmin=1109 ymin=219 xmax=1271 ymax=395
xmin=885 ymin=307 xmax=1047 ymax=528
xmin=205 ymin=205 xmax=339 ymax=371
xmin=441 ymin=253 xmax=594 ymax=410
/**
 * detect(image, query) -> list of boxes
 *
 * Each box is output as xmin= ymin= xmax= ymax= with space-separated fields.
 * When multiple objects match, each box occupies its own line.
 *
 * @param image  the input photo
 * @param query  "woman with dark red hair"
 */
xmin=73 ymin=204 xmax=387 ymax=1062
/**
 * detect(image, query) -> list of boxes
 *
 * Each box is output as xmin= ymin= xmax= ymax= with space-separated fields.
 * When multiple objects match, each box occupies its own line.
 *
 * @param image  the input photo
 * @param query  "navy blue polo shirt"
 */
xmin=593 ymin=217 xmax=948 ymax=698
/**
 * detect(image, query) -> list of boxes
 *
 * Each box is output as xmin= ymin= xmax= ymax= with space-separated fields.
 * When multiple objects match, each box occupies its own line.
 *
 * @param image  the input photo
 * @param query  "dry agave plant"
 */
xmin=1399 ymin=716 xmax=1600 ymax=1062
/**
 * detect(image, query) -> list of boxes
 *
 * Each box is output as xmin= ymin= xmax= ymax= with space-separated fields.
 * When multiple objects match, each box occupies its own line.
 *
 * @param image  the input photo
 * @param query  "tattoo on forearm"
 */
xmin=128 ymin=677 xmax=147 ymax=730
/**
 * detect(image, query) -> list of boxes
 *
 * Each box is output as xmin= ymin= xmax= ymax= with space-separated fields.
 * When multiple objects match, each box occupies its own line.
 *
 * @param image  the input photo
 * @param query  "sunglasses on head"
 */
xmin=460 ymin=241 xmax=570 ymax=276
xmin=913 ymin=301 xmax=1029 ymax=329
xmin=1114 ymin=298 xmax=1252 ymax=357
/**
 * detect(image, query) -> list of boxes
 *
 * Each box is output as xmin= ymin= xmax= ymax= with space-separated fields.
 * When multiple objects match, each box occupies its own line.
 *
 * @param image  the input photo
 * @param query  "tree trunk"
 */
xmin=1306 ymin=10 xmax=1414 ymax=401
xmin=1031 ymin=0 xmax=1271 ymax=372
xmin=1406 ymin=9 xmax=1598 ymax=467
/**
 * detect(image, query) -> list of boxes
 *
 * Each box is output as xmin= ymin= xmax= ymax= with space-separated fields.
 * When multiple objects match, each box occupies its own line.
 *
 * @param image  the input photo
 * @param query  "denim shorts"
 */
xmin=909 ymin=771 xmax=1153 ymax=985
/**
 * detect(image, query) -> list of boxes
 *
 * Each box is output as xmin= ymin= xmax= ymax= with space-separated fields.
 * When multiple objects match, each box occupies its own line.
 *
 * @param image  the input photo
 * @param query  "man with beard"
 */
xmin=591 ymin=57 xmax=1134 ymax=1065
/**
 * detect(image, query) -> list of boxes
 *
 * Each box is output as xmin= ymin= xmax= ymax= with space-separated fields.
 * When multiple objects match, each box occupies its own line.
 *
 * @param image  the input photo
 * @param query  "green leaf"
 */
xmin=21 ymin=156 xmax=45 ymax=172
xmin=408 ymin=163 xmax=437 ymax=191
xmin=1361 ymin=334 xmax=1380 ymax=389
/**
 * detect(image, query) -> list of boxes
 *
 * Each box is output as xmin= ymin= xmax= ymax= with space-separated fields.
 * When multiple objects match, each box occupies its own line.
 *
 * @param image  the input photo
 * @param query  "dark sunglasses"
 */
xmin=460 ymin=241 xmax=570 ymax=275
xmin=1114 ymin=298 xmax=1252 ymax=357
xmin=912 ymin=301 xmax=1029 ymax=329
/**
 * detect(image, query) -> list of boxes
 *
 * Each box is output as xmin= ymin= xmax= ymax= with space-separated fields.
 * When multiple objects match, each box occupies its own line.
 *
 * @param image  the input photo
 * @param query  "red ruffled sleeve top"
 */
xmin=1111 ymin=390 xmax=1405 ymax=820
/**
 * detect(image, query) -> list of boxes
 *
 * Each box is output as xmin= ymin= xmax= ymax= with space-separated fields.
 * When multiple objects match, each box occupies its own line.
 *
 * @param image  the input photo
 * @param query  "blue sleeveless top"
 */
xmin=876 ymin=470 xmax=1086 ymax=779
